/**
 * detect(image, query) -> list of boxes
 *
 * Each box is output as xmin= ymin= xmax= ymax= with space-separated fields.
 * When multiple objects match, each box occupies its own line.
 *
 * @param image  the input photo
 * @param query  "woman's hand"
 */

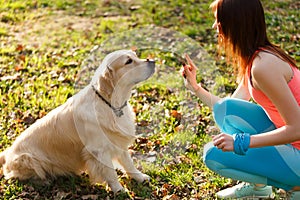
xmin=212 ymin=133 xmax=234 ymax=152
xmin=180 ymin=54 xmax=199 ymax=92
xmin=180 ymin=54 xmax=221 ymax=108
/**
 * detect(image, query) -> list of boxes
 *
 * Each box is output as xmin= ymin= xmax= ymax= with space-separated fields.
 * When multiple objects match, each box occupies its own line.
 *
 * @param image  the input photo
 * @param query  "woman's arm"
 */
xmin=249 ymin=52 xmax=300 ymax=147
xmin=182 ymin=54 xmax=220 ymax=108
xmin=212 ymin=52 xmax=300 ymax=152
xmin=231 ymin=77 xmax=251 ymax=100
xmin=182 ymin=54 xmax=250 ymax=108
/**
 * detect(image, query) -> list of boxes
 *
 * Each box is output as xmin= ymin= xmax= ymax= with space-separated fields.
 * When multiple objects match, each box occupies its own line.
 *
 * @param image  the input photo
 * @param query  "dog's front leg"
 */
xmin=84 ymin=149 xmax=124 ymax=193
xmin=117 ymin=151 xmax=150 ymax=183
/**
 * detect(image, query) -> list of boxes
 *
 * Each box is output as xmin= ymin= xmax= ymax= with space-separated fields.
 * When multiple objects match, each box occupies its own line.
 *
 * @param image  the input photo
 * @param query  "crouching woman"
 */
xmin=181 ymin=0 xmax=300 ymax=199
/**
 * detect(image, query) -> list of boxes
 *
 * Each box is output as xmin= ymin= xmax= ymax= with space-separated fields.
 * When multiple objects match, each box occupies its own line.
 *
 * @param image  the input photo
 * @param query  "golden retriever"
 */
xmin=0 ymin=49 xmax=155 ymax=192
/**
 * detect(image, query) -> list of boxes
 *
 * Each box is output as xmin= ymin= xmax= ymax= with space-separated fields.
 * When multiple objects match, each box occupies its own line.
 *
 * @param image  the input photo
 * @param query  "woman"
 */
xmin=181 ymin=0 xmax=300 ymax=199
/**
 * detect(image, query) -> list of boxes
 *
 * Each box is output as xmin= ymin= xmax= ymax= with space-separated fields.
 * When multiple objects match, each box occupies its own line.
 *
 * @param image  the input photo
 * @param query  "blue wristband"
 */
xmin=233 ymin=133 xmax=250 ymax=155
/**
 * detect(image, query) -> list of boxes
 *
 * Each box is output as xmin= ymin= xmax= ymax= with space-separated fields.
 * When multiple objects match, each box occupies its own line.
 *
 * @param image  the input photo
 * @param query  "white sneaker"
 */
xmin=216 ymin=182 xmax=273 ymax=199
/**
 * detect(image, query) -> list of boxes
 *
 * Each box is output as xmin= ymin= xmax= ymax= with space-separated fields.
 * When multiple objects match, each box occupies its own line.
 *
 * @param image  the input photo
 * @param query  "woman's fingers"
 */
xmin=182 ymin=65 xmax=192 ymax=78
xmin=180 ymin=66 xmax=187 ymax=78
xmin=212 ymin=133 xmax=234 ymax=152
xmin=212 ymin=135 xmax=222 ymax=147
xmin=185 ymin=54 xmax=197 ymax=70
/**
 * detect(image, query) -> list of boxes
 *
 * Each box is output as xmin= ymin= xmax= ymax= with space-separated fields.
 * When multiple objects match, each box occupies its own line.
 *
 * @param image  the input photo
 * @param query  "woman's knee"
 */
xmin=203 ymin=142 xmax=226 ymax=172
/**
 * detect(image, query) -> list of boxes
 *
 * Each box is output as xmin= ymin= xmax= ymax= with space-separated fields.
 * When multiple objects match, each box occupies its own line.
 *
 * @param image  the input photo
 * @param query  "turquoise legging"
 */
xmin=203 ymin=98 xmax=300 ymax=191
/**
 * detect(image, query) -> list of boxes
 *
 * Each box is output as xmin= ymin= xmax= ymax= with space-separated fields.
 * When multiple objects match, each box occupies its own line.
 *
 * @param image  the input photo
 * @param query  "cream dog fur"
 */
xmin=0 ymin=49 xmax=155 ymax=192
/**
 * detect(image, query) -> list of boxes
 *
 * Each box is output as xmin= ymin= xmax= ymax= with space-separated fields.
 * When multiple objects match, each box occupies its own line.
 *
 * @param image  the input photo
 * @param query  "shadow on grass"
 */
xmin=0 ymin=172 xmax=155 ymax=199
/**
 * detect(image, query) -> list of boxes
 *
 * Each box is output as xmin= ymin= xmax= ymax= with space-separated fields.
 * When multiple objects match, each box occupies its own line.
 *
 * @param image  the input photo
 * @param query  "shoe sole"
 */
xmin=217 ymin=194 xmax=274 ymax=199
xmin=235 ymin=194 xmax=275 ymax=200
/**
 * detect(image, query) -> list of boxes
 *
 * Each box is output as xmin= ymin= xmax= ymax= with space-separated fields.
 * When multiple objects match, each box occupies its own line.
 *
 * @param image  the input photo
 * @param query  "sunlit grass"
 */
xmin=0 ymin=0 xmax=298 ymax=199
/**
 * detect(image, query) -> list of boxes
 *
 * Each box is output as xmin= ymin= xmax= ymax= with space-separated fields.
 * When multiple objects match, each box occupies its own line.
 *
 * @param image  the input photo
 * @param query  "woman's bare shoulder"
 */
xmin=252 ymin=51 xmax=291 ymax=78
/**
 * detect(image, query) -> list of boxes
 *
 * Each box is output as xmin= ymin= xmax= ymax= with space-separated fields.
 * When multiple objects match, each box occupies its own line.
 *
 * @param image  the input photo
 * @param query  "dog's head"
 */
xmin=93 ymin=50 xmax=155 ymax=99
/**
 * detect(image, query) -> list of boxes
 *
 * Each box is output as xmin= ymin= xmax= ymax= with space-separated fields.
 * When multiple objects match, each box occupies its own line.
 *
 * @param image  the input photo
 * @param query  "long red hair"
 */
xmin=210 ymin=0 xmax=297 ymax=82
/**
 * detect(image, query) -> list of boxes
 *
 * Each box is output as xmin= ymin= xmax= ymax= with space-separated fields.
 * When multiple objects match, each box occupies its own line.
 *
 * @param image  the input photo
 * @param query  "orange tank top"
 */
xmin=247 ymin=49 xmax=300 ymax=150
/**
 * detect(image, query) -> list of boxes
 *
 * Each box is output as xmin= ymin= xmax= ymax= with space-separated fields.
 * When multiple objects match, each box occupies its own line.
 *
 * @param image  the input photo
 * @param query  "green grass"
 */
xmin=0 ymin=0 xmax=299 ymax=199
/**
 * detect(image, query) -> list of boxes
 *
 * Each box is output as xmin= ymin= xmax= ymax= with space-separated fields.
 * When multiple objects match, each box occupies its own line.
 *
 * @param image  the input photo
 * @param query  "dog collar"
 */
xmin=91 ymin=85 xmax=127 ymax=117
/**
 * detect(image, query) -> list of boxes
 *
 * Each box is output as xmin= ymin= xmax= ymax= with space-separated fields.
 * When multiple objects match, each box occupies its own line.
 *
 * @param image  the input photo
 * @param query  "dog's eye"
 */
xmin=125 ymin=58 xmax=133 ymax=65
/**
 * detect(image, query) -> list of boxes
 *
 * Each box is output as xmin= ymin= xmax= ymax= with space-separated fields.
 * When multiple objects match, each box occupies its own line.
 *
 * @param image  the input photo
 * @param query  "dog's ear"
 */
xmin=99 ymin=68 xmax=114 ymax=99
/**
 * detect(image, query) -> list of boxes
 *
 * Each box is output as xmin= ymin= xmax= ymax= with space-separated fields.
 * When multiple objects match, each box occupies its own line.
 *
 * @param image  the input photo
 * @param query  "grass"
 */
xmin=0 ymin=0 xmax=299 ymax=199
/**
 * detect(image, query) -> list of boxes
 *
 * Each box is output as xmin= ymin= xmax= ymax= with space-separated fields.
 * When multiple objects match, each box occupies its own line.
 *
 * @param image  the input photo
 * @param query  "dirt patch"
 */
xmin=1 ymin=10 xmax=99 ymax=47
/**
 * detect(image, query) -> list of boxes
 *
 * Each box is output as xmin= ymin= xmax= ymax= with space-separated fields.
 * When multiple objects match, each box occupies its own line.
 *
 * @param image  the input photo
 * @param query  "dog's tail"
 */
xmin=0 ymin=151 xmax=5 ymax=177
xmin=0 ymin=151 xmax=5 ymax=166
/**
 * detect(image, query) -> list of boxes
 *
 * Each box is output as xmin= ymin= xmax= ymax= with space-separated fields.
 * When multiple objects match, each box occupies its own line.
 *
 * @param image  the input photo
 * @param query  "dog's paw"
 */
xmin=132 ymin=172 xmax=150 ymax=183
xmin=114 ymin=188 xmax=131 ymax=199
xmin=110 ymin=183 xmax=124 ymax=194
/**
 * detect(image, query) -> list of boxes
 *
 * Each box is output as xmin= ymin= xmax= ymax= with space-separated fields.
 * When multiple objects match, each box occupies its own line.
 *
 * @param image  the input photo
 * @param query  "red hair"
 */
xmin=210 ymin=0 xmax=297 ymax=82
